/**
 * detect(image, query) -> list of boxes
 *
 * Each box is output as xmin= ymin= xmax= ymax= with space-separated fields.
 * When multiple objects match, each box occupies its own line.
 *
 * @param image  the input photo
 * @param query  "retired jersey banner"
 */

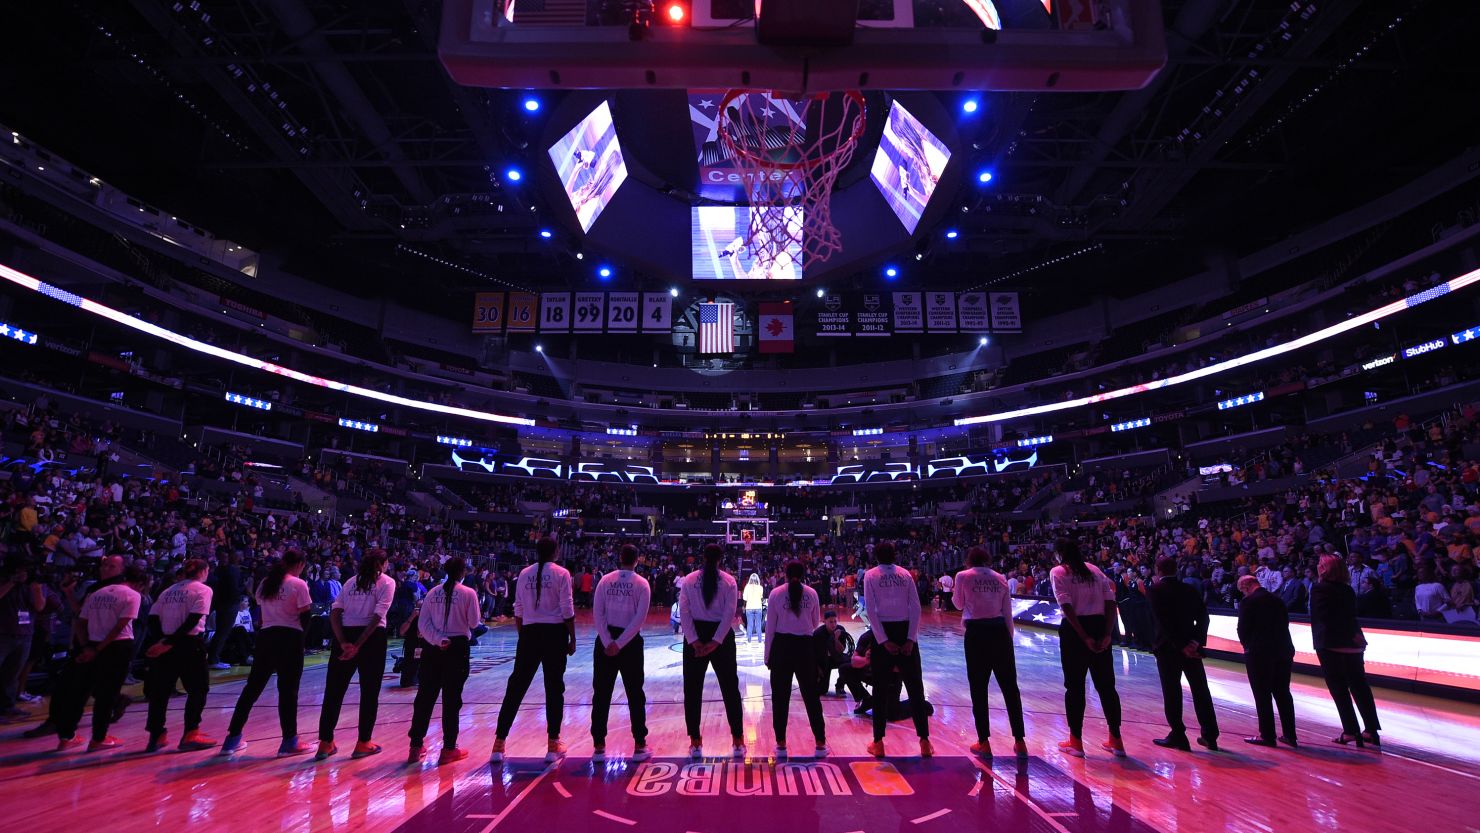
xmin=506 ymin=292 xmax=538 ymax=332
xmin=893 ymin=292 xmax=923 ymax=333
xmin=816 ymin=294 xmax=851 ymax=337
xmin=572 ymin=292 xmax=606 ymax=332
xmin=990 ymin=292 xmax=1022 ymax=331
xmin=606 ymin=292 xmax=639 ymax=331
xmin=540 ymin=292 xmax=571 ymax=332
xmin=472 ymin=292 xmax=505 ymax=333
xmin=642 ymin=292 xmax=673 ymax=333
xmin=758 ymin=302 xmax=794 ymax=353
xmin=856 ymin=293 xmax=891 ymax=337
xmin=926 ymin=292 xmax=957 ymax=332
xmin=957 ymin=292 xmax=989 ymax=332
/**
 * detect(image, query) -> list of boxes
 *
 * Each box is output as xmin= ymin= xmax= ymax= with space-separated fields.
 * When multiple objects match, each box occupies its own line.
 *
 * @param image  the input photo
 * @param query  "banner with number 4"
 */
xmin=642 ymin=292 xmax=672 ymax=333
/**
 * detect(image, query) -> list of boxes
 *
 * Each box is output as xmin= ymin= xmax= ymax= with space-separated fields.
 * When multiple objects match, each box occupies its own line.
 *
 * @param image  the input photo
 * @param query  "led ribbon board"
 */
xmin=954 ymin=269 xmax=1480 ymax=426
xmin=0 ymin=262 xmax=534 ymax=428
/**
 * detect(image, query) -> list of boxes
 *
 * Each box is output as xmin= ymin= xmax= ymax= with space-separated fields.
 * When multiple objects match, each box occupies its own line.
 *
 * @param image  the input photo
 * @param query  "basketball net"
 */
xmin=716 ymin=90 xmax=866 ymax=267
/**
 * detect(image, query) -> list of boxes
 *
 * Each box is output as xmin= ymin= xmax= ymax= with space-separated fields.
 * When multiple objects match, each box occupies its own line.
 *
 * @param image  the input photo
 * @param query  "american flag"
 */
xmin=698 ymin=301 xmax=733 ymax=354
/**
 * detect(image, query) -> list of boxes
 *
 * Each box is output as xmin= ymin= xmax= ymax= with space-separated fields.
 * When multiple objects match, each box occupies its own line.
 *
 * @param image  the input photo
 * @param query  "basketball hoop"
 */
xmin=716 ymin=89 xmax=866 ymax=268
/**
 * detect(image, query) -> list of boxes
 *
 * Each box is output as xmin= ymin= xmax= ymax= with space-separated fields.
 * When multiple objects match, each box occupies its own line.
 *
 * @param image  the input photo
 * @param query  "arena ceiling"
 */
xmin=2 ymin=0 xmax=1476 ymax=315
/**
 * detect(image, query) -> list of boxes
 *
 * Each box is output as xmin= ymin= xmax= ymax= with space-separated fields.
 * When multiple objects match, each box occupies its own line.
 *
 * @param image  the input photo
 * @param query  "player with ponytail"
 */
xmin=408 ymin=557 xmax=479 ymax=765
xmin=492 ymin=537 xmax=575 ymax=764
xmin=764 ymin=560 xmax=827 ymax=758
xmin=679 ymin=543 xmax=744 ymax=759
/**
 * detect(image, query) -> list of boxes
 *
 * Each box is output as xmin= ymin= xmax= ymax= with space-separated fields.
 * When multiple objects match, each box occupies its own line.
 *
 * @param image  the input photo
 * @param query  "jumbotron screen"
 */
xmin=547 ymin=100 xmax=628 ymax=233
xmin=690 ymin=206 xmax=804 ymax=280
xmin=870 ymin=100 xmax=952 ymax=234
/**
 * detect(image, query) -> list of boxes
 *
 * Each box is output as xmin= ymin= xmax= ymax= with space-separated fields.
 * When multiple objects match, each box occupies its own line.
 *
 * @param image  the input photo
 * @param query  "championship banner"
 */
xmin=856 ymin=293 xmax=892 ymax=336
xmin=506 ymin=292 xmax=538 ymax=332
xmin=606 ymin=291 xmax=639 ymax=331
xmin=957 ymin=292 xmax=989 ymax=332
xmin=926 ymin=291 xmax=957 ymax=332
xmin=572 ymin=292 xmax=606 ymax=332
xmin=641 ymin=292 xmax=672 ymax=333
xmin=540 ymin=292 xmax=571 ymax=332
xmin=758 ymin=301 xmax=794 ymax=353
xmin=472 ymin=292 xmax=505 ymax=333
xmin=990 ymin=292 xmax=1022 ymax=331
xmin=893 ymin=292 xmax=923 ymax=333
xmin=816 ymin=293 xmax=851 ymax=337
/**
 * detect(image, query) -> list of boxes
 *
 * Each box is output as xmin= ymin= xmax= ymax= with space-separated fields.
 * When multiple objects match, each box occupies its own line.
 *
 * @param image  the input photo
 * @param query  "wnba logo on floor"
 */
xmin=626 ymin=761 xmax=914 ymax=797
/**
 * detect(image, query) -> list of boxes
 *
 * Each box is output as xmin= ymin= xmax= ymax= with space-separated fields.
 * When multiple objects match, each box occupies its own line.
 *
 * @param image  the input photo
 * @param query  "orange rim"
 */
xmin=716 ymin=89 xmax=866 ymax=172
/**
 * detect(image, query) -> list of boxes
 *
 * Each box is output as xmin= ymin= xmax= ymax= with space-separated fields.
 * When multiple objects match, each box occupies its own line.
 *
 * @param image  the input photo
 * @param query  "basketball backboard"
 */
xmin=440 ymin=0 xmax=1166 ymax=93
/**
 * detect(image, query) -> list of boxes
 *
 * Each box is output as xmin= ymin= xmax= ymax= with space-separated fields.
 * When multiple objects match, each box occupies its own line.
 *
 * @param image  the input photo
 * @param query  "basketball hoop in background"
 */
xmin=716 ymin=89 xmax=866 ymax=267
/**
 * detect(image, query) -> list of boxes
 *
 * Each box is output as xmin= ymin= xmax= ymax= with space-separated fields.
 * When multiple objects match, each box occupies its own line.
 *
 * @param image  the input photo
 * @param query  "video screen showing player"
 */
xmin=547 ymin=100 xmax=628 ymax=232
xmin=691 ymin=206 xmax=804 ymax=280
xmin=869 ymin=100 xmax=953 ymax=234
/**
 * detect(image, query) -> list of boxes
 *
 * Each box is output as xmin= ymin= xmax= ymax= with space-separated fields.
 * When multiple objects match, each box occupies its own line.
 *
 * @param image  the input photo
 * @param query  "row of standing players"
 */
xmin=46 ymin=536 xmax=1383 ymax=763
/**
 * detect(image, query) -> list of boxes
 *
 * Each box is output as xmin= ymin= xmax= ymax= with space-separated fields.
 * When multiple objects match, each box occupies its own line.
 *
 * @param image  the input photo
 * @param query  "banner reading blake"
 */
xmin=990 ymin=292 xmax=1022 ymax=331
xmin=926 ymin=292 xmax=957 ymax=332
xmin=957 ymin=292 xmax=989 ymax=332
xmin=607 ymin=292 xmax=639 ymax=331
xmin=893 ymin=292 xmax=923 ymax=333
xmin=758 ymin=301 xmax=794 ymax=353
xmin=857 ymin=294 xmax=892 ymax=336
xmin=506 ymin=292 xmax=538 ymax=332
xmin=573 ymin=292 xmax=606 ymax=332
xmin=816 ymin=294 xmax=851 ymax=337
xmin=641 ymin=292 xmax=672 ymax=333
xmin=540 ymin=292 xmax=571 ymax=332
xmin=473 ymin=292 xmax=505 ymax=333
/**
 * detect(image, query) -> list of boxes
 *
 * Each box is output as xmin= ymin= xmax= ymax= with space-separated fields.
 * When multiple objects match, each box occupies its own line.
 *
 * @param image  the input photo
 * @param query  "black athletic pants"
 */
xmin=682 ymin=621 xmax=743 ymax=740
xmin=1059 ymin=614 xmax=1122 ymax=739
xmin=1153 ymin=646 xmax=1219 ymax=741
xmin=1246 ymin=654 xmax=1297 ymax=741
xmin=317 ymin=626 xmax=388 ymax=743
xmin=52 ymin=640 xmax=133 ymax=742
xmin=591 ymin=626 xmax=648 ymax=747
xmin=871 ymin=620 xmax=929 ymax=741
xmin=495 ymin=623 xmax=568 ymax=739
xmin=1316 ymin=649 xmax=1381 ymax=735
xmin=409 ymin=636 xmax=471 ymax=748
xmin=228 ymin=627 xmax=305 ymax=737
xmin=145 ymin=634 xmax=209 ymax=736
xmin=964 ymin=618 xmax=1025 ymax=740
xmin=770 ymin=633 xmax=826 ymax=746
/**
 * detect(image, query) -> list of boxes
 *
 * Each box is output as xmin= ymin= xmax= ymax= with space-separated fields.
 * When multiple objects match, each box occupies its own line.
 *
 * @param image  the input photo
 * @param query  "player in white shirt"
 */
xmin=590 ymin=545 xmax=652 ymax=762
xmin=143 ymin=558 xmax=215 ymax=752
xmin=952 ymin=546 xmax=1027 ymax=759
xmin=679 ymin=543 xmax=744 ymax=759
xmin=316 ymin=550 xmax=395 ymax=761
xmin=492 ymin=537 xmax=576 ymax=764
xmin=409 ymin=558 xmax=480 ymax=766
xmin=53 ymin=565 xmax=149 ymax=751
xmin=223 ymin=550 xmax=314 ymax=757
xmin=764 ymin=561 xmax=828 ymax=758
xmin=862 ymin=542 xmax=932 ymax=759
xmin=1048 ymin=538 xmax=1124 ymax=758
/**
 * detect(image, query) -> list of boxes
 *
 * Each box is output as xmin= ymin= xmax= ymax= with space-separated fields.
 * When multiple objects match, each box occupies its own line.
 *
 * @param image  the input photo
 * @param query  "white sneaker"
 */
xmin=774 ymin=745 xmax=788 ymax=760
xmin=689 ymin=744 xmax=703 ymax=760
xmin=731 ymin=744 xmax=745 ymax=759
xmin=632 ymin=745 xmax=652 ymax=762
xmin=815 ymin=744 xmax=830 ymax=759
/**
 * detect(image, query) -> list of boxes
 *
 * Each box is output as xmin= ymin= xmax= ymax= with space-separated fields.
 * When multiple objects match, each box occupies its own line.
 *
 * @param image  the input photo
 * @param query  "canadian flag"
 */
xmin=758 ymin=301 xmax=794 ymax=353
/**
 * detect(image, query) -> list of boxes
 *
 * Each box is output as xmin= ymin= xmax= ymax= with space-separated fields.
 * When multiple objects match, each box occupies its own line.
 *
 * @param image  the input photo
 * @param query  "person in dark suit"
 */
xmin=1147 ymin=557 xmax=1219 ymax=751
xmin=1276 ymin=567 xmax=1308 ymax=614
xmin=1235 ymin=575 xmax=1297 ymax=747
xmin=1310 ymin=554 xmax=1381 ymax=747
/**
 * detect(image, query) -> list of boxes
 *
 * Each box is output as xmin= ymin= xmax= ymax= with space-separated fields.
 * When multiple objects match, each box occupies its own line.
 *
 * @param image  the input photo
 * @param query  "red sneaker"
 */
xmin=866 ymin=740 xmax=886 ymax=758
xmin=1057 ymin=737 xmax=1084 ymax=758
xmin=969 ymin=740 xmax=992 ymax=758
xmin=87 ymin=736 xmax=121 ymax=752
xmin=178 ymin=730 xmax=217 ymax=752
xmin=1101 ymin=736 xmax=1126 ymax=757
xmin=352 ymin=741 xmax=382 ymax=759
xmin=1013 ymin=738 xmax=1029 ymax=759
xmin=439 ymin=747 xmax=469 ymax=766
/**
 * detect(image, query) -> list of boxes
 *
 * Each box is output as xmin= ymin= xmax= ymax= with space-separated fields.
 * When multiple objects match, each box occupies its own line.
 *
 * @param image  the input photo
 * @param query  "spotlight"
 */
xmin=539 ymin=229 xmax=553 ymax=239
xmin=945 ymin=229 xmax=959 ymax=239
xmin=669 ymin=287 xmax=679 ymax=297
xmin=962 ymin=98 xmax=980 ymax=114
xmin=977 ymin=170 xmax=994 ymax=184
xmin=575 ymin=251 xmax=585 ymax=260
xmin=534 ymin=344 xmax=544 ymax=353
xmin=884 ymin=266 xmax=898 ymax=278
xmin=505 ymin=167 xmax=523 ymax=182
xmin=816 ymin=288 xmax=826 ymax=298
xmin=598 ymin=266 xmax=613 ymax=279
xmin=979 ymin=336 xmax=989 ymax=347
xmin=522 ymin=97 xmax=541 ymax=112
xmin=665 ymin=3 xmax=686 ymax=23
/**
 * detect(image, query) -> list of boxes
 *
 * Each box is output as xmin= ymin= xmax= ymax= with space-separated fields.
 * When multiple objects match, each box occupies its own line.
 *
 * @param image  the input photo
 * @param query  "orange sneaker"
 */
xmin=1057 ymin=737 xmax=1085 ymax=758
xmin=178 ymin=730 xmax=217 ymax=752
xmin=1013 ymin=738 xmax=1029 ymax=759
xmin=438 ymin=747 xmax=469 ymax=766
xmin=1101 ymin=736 xmax=1126 ymax=757
xmin=545 ymin=738 xmax=566 ymax=763
xmin=352 ymin=741 xmax=382 ymax=759
xmin=314 ymin=741 xmax=338 ymax=761
xmin=56 ymin=736 xmax=85 ymax=752
xmin=490 ymin=737 xmax=506 ymax=762
xmin=866 ymin=740 xmax=886 ymax=758
xmin=145 ymin=732 xmax=169 ymax=753
xmin=919 ymin=738 xmax=935 ymax=758
xmin=87 ymin=735 xmax=121 ymax=752
xmin=408 ymin=743 xmax=425 ymax=763
xmin=969 ymin=740 xmax=991 ymax=758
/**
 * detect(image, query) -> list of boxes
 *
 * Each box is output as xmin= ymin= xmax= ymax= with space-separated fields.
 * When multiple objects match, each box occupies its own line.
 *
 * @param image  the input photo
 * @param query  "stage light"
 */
xmin=575 ymin=251 xmax=585 ymax=260
xmin=945 ymin=229 xmax=959 ymax=239
xmin=539 ymin=229 xmax=553 ymax=239
xmin=598 ymin=266 xmax=613 ymax=279
xmin=665 ymin=3 xmax=685 ymax=22
xmin=977 ymin=170 xmax=994 ymax=184
xmin=816 ymin=288 xmax=826 ymax=298
xmin=962 ymin=98 xmax=980 ymax=114
xmin=979 ymin=336 xmax=988 ymax=347
xmin=522 ymin=97 xmax=541 ymax=113
xmin=884 ymin=266 xmax=898 ymax=278
xmin=669 ymin=287 xmax=679 ymax=297
xmin=505 ymin=167 xmax=523 ymax=182
xmin=534 ymin=344 xmax=544 ymax=353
